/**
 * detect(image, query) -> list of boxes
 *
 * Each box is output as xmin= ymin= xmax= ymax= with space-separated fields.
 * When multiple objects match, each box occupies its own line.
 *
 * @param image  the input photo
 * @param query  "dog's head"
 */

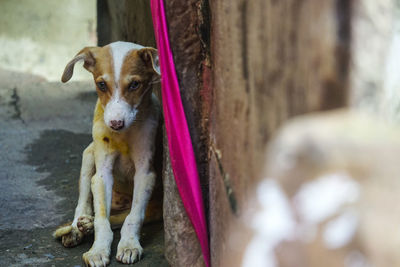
xmin=62 ymin=41 xmax=160 ymax=131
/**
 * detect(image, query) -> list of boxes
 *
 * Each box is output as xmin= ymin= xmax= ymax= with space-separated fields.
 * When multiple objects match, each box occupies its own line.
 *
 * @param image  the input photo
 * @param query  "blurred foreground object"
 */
xmin=222 ymin=109 xmax=400 ymax=267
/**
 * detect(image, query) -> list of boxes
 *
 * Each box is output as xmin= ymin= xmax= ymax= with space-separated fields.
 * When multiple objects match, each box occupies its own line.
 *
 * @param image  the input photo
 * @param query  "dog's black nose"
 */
xmin=110 ymin=120 xmax=124 ymax=130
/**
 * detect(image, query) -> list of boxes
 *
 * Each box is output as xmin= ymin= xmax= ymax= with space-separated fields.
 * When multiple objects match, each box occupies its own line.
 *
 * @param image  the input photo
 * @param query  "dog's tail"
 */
xmin=52 ymin=213 xmax=127 ymax=239
xmin=53 ymin=223 xmax=73 ymax=239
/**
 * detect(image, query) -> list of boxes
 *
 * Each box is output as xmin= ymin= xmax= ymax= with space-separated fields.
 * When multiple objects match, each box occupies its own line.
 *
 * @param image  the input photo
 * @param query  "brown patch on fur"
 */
xmin=62 ymin=45 xmax=115 ymax=106
xmin=118 ymin=49 xmax=158 ymax=108
xmin=103 ymin=137 xmax=109 ymax=143
xmin=111 ymin=190 xmax=132 ymax=212
xmin=89 ymin=46 xmax=115 ymax=107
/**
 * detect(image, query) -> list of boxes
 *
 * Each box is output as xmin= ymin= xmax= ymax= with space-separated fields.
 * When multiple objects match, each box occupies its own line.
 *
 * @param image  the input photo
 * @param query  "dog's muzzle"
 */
xmin=110 ymin=120 xmax=124 ymax=130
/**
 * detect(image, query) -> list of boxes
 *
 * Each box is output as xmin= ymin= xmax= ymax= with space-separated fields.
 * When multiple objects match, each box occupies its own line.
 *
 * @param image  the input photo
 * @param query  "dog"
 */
xmin=53 ymin=41 xmax=161 ymax=266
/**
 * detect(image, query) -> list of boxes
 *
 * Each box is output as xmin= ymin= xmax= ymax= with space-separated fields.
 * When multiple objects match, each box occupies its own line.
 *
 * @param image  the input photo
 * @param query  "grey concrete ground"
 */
xmin=0 ymin=68 xmax=167 ymax=267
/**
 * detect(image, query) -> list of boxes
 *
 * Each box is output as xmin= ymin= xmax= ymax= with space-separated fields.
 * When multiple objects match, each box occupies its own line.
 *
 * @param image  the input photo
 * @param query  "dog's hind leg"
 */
xmin=53 ymin=142 xmax=95 ymax=247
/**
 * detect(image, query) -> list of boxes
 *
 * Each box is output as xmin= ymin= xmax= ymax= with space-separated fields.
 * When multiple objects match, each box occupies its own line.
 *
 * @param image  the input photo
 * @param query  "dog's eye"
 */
xmin=97 ymin=81 xmax=107 ymax=92
xmin=128 ymin=81 xmax=141 ymax=91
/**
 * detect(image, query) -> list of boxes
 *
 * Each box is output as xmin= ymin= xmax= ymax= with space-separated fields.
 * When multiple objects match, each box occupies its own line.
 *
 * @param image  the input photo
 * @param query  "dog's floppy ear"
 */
xmin=138 ymin=47 xmax=161 ymax=76
xmin=61 ymin=47 xmax=98 ymax=83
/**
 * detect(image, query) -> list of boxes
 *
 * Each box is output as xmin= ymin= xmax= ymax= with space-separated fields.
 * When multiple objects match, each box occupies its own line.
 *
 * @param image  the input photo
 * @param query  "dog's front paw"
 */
xmin=116 ymin=239 xmax=143 ymax=264
xmin=83 ymin=248 xmax=110 ymax=267
xmin=53 ymin=225 xmax=84 ymax=248
xmin=77 ymin=215 xmax=94 ymax=234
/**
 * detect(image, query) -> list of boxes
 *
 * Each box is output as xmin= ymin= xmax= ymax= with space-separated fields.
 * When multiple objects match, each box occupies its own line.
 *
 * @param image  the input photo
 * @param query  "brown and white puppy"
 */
xmin=53 ymin=41 xmax=160 ymax=266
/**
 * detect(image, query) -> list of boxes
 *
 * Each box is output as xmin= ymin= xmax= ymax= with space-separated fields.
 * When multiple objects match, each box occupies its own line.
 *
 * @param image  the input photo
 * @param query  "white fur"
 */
xmin=243 ymin=173 xmax=361 ymax=266
xmin=99 ymin=154 xmax=115 ymax=217
xmin=81 ymin=152 xmax=117 ymax=266
xmin=103 ymin=88 xmax=137 ymax=129
xmin=110 ymin=41 xmax=144 ymax=84
xmin=293 ymin=172 xmax=360 ymax=224
xmin=104 ymin=42 xmax=144 ymax=129
xmin=242 ymin=179 xmax=295 ymax=267
xmin=344 ymin=251 xmax=371 ymax=267
xmin=323 ymin=209 xmax=359 ymax=249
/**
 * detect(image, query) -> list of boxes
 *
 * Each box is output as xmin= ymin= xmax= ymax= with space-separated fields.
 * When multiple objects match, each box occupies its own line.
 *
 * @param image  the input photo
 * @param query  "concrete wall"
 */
xmin=0 ymin=0 xmax=96 ymax=81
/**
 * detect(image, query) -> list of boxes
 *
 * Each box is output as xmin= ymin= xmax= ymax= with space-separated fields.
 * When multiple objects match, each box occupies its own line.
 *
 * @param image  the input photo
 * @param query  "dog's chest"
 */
xmin=112 ymin=154 xmax=135 ymax=185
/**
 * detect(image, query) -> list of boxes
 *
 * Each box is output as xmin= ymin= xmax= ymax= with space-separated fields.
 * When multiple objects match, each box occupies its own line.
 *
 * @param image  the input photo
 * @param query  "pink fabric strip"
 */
xmin=150 ymin=1 xmax=210 ymax=266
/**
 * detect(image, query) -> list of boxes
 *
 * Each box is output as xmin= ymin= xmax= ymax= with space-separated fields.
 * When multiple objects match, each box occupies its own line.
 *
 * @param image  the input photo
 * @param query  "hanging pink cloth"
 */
xmin=150 ymin=1 xmax=210 ymax=266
